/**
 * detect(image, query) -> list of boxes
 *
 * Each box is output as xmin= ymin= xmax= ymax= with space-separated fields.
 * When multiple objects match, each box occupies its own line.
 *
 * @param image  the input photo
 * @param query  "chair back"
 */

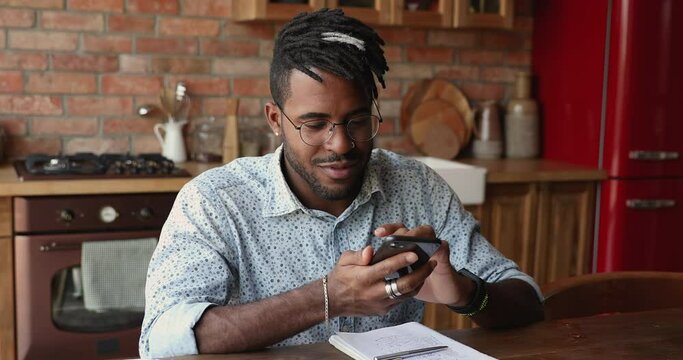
xmin=542 ymin=271 xmax=683 ymax=321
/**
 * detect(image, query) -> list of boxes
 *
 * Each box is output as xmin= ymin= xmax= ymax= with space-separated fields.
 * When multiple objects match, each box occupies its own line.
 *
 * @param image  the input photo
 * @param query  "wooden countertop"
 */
xmin=0 ymin=162 xmax=222 ymax=197
xmin=0 ymin=158 xmax=605 ymax=197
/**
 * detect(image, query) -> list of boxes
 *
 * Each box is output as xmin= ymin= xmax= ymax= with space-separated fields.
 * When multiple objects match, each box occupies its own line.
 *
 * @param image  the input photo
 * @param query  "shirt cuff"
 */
xmin=148 ymin=302 xmax=214 ymax=358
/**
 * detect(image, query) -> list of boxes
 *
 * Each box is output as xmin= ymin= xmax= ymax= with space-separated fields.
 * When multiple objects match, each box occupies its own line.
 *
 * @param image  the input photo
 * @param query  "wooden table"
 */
xmin=172 ymin=307 xmax=683 ymax=359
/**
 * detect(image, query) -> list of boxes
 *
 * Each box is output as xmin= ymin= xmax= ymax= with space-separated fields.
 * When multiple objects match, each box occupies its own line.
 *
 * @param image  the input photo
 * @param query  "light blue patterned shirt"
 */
xmin=139 ymin=146 xmax=541 ymax=358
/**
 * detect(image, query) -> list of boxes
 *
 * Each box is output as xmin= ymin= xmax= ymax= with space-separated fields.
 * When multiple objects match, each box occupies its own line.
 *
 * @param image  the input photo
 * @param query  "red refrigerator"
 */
xmin=533 ymin=0 xmax=683 ymax=272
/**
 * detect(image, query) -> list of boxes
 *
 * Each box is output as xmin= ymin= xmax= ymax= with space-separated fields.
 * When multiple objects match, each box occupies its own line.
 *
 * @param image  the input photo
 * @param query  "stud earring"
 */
xmin=275 ymin=131 xmax=279 ymax=136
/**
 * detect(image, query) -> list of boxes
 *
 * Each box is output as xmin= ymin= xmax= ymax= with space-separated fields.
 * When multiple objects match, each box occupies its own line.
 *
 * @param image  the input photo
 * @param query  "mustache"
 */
xmin=312 ymin=151 xmax=360 ymax=165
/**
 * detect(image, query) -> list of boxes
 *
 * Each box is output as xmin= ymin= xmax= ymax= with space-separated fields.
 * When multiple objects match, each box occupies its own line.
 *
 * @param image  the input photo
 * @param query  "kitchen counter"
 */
xmin=0 ymin=159 xmax=605 ymax=197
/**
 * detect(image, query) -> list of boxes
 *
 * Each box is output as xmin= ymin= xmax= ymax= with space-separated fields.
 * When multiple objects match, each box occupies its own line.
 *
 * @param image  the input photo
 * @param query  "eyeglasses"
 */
xmin=277 ymin=101 xmax=383 ymax=147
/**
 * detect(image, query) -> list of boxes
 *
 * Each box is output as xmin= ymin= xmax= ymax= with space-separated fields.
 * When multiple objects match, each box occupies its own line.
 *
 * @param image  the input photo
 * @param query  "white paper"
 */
xmin=329 ymin=322 xmax=497 ymax=360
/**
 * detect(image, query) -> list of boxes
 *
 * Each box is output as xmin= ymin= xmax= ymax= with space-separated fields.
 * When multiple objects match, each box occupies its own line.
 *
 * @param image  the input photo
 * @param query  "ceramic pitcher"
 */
xmin=153 ymin=118 xmax=187 ymax=163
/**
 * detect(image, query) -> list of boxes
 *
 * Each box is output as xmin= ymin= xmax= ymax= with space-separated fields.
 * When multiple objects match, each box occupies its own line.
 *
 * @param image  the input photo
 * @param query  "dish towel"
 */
xmin=81 ymin=238 xmax=157 ymax=312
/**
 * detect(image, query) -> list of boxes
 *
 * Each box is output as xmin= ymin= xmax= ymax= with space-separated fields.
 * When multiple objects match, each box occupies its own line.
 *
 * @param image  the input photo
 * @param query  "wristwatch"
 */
xmin=448 ymin=268 xmax=489 ymax=317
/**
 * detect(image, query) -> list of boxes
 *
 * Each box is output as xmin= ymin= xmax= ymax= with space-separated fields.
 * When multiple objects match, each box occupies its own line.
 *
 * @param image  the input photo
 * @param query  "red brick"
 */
xmin=0 ymin=95 xmax=62 ymax=115
xmin=461 ymin=83 xmax=506 ymax=101
xmin=27 ymin=72 xmax=97 ymax=94
xmin=64 ymin=137 xmax=130 ymax=154
xmin=41 ymin=11 xmax=104 ymax=32
xmin=136 ymin=37 xmax=198 ymax=55
xmin=182 ymin=0 xmax=231 ymax=17
xmin=377 ymin=116 xmax=396 ymax=136
xmin=406 ymin=47 xmax=454 ymax=64
xmin=0 ymin=52 xmax=48 ymax=70
xmin=481 ymin=66 xmax=518 ymax=82
xmin=387 ymin=64 xmax=434 ymax=79
xmin=202 ymin=98 xmax=228 ymax=116
xmin=428 ymin=30 xmax=478 ymax=47
xmin=383 ymin=45 xmax=403 ymax=62
xmin=200 ymin=39 xmax=259 ymax=57
xmin=108 ymin=14 xmax=154 ymax=33
xmin=222 ymin=23 xmax=275 ymax=40
xmin=378 ymin=28 xmax=427 ymax=46
xmin=0 ymin=71 xmax=23 ymax=93
xmin=159 ymin=18 xmax=220 ymax=37
xmin=166 ymin=77 xmax=230 ymax=95
xmin=9 ymin=31 xmax=78 ymax=51
xmin=0 ymin=0 xmax=63 ymax=9
xmin=232 ymin=78 xmax=270 ymax=97
xmin=0 ymin=31 xmax=5 ymax=48
xmin=119 ymin=55 xmax=149 ymax=73
xmin=83 ymin=34 xmax=132 ymax=53
xmin=67 ymin=96 xmax=133 ymax=115
xmin=68 ymin=0 xmax=124 ymax=12
xmin=52 ymin=54 xmax=118 ymax=72
xmin=505 ymin=51 xmax=531 ymax=66
xmin=259 ymin=41 xmax=274 ymax=58
xmin=103 ymin=117 xmax=157 ymax=134
xmin=435 ymin=65 xmax=479 ymax=80
xmin=6 ymin=137 xmax=62 ymax=159
xmin=31 ymin=117 xmax=98 ymax=135
xmin=213 ymin=58 xmax=270 ymax=76
xmin=132 ymin=134 xmax=161 ymax=153
xmin=480 ymin=32 xmax=523 ymax=49
xmin=0 ymin=9 xmax=35 ymax=27
xmin=150 ymin=58 xmax=211 ymax=74
xmin=127 ymin=0 xmax=179 ymax=14
xmin=102 ymin=75 xmax=161 ymax=95
xmin=0 ymin=117 xmax=28 ymax=135
xmin=514 ymin=16 xmax=534 ymax=33
xmin=459 ymin=50 xmax=503 ymax=65
xmin=380 ymin=80 xmax=401 ymax=99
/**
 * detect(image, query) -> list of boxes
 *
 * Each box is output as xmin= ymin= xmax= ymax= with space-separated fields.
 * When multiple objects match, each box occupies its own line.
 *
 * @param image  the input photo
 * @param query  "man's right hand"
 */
xmin=326 ymin=246 xmax=435 ymax=317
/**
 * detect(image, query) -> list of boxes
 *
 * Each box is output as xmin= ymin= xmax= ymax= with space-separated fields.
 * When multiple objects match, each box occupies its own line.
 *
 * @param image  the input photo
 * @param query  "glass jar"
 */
xmin=190 ymin=117 xmax=224 ymax=163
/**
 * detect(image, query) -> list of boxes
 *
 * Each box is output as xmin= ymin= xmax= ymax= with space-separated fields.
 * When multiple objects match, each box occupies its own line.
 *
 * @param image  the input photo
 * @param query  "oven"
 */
xmin=11 ymin=153 xmax=185 ymax=360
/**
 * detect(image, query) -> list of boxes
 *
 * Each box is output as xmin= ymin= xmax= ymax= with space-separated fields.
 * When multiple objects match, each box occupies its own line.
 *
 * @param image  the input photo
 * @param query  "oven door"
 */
xmin=14 ymin=230 xmax=159 ymax=360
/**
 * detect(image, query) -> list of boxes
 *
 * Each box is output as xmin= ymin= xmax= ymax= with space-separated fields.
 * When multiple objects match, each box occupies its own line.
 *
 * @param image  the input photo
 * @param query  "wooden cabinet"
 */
xmin=233 ymin=0 xmax=514 ymax=29
xmin=423 ymin=179 xmax=598 ymax=330
xmin=0 ymin=197 xmax=15 ymax=360
xmin=453 ymin=0 xmax=514 ymax=29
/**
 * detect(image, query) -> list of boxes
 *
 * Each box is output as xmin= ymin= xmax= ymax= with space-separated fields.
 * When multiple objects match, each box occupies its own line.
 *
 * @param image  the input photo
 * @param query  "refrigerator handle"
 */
xmin=626 ymin=199 xmax=676 ymax=209
xmin=629 ymin=151 xmax=679 ymax=160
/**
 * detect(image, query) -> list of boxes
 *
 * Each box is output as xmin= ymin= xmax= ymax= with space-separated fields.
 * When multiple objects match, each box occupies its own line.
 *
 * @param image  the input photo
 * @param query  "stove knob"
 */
xmin=59 ymin=209 xmax=75 ymax=223
xmin=99 ymin=206 xmax=119 ymax=223
xmin=138 ymin=207 xmax=154 ymax=220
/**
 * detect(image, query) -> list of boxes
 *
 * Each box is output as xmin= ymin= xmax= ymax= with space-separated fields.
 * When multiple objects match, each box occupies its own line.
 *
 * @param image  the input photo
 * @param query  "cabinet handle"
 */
xmin=629 ymin=151 xmax=679 ymax=160
xmin=626 ymin=199 xmax=676 ymax=209
xmin=39 ymin=242 xmax=81 ymax=252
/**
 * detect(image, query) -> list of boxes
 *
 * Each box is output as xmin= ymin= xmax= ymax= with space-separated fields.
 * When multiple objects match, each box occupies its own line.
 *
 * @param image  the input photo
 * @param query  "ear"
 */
xmin=264 ymin=102 xmax=282 ymax=136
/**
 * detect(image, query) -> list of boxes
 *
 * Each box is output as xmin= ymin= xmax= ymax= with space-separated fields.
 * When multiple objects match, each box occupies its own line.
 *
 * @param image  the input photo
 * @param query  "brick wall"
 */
xmin=0 ymin=0 xmax=533 ymax=160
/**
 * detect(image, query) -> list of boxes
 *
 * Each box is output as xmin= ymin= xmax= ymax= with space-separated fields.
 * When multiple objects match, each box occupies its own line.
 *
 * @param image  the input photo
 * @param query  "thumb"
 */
xmin=360 ymin=245 xmax=373 ymax=265
xmin=338 ymin=246 xmax=374 ymax=266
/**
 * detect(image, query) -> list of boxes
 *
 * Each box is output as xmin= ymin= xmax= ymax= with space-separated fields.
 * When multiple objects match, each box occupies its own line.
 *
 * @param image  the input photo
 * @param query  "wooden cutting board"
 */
xmin=401 ymin=79 xmax=474 ymax=145
xmin=410 ymin=98 xmax=467 ymax=146
xmin=410 ymin=119 xmax=461 ymax=160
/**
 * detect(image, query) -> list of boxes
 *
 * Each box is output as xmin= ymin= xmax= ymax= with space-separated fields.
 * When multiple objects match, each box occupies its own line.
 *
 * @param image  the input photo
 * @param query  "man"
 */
xmin=140 ymin=8 xmax=543 ymax=358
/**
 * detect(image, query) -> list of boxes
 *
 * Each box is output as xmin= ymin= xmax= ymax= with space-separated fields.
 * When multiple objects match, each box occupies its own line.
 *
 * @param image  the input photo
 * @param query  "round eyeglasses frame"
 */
xmin=276 ymin=101 xmax=383 ymax=147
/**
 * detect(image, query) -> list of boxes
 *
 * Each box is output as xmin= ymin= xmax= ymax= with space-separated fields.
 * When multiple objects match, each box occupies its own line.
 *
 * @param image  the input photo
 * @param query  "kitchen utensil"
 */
xmin=190 ymin=117 xmax=224 ymax=163
xmin=410 ymin=119 xmax=461 ymax=160
xmin=137 ymin=104 xmax=165 ymax=118
xmin=472 ymin=100 xmax=502 ymax=159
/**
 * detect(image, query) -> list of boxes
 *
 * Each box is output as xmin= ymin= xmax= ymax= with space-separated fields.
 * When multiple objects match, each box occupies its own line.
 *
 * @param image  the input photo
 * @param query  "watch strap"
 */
xmin=448 ymin=268 xmax=489 ymax=317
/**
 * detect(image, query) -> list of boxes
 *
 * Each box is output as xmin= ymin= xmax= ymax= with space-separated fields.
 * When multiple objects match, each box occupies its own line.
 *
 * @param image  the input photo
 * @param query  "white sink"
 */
xmin=412 ymin=157 xmax=487 ymax=205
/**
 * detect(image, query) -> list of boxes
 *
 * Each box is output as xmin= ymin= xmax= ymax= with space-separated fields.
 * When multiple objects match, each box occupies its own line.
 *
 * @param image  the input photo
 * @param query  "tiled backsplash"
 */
xmin=0 ymin=0 xmax=533 ymax=160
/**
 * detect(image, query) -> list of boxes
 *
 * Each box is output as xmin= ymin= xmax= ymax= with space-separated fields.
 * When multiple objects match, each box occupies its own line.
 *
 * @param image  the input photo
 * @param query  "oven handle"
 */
xmin=39 ymin=242 xmax=82 ymax=252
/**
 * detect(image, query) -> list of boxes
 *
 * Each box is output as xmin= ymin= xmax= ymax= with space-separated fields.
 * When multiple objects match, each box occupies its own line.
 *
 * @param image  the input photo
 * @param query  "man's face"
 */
xmin=278 ymin=69 xmax=374 ymax=205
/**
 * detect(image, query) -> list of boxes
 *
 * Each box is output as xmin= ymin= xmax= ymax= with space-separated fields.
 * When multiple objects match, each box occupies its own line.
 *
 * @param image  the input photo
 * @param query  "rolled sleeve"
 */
xmin=146 ymin=302 xmax=214 ymax=358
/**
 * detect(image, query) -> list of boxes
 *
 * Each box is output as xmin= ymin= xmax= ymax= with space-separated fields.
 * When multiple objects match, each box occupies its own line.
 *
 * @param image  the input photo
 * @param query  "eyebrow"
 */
xmin=296 ymin=105 xmax=370 ymax=121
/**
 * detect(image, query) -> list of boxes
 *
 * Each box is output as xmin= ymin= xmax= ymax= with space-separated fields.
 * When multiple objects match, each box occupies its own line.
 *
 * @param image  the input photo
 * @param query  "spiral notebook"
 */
xmin=329 ymin=322 xmax=496 ymax=360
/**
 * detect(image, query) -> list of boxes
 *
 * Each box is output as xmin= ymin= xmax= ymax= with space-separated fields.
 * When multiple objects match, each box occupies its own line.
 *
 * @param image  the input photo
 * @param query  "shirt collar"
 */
xmin=261 ymin=146 xmax=385 ymax=218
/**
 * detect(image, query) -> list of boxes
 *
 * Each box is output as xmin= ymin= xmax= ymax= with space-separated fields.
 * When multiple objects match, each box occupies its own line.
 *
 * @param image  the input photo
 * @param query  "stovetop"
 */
xmin=14 ymin=153 xmax=191 ymax=181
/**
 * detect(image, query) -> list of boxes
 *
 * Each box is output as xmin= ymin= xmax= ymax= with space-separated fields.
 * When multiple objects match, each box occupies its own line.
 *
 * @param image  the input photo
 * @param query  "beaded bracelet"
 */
xmin=322 ymin=275 xmax=330 ymax=326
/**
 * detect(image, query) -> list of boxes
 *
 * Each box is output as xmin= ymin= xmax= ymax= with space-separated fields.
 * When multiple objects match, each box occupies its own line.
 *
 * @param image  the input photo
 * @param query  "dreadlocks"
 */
xmin=270 ymin=8 xmax=389 ymax=106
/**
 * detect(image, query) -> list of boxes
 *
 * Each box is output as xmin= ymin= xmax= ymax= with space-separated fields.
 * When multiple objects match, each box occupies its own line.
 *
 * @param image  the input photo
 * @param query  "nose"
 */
xmin=324 ymin=123 xmax=355 ymax=154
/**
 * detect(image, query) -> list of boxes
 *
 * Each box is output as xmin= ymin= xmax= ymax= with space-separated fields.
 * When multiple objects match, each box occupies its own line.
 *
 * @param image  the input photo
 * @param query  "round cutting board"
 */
xmin=410 ymin=118 xmax=461 ymax=160
xmin=401 ymin=79 xmax=474 ymax=144
xmin=410 ymin=98 xmax=467 ymax=146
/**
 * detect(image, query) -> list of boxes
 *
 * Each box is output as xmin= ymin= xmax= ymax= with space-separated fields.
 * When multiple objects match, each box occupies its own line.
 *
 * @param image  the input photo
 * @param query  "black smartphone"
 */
xmin=371 ymin=235 xmax=441 ymax=277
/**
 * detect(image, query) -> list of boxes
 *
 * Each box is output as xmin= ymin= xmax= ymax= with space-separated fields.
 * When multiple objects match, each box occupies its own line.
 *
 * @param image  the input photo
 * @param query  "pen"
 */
xmin=373 ymin=345 xmax=449 ymax=360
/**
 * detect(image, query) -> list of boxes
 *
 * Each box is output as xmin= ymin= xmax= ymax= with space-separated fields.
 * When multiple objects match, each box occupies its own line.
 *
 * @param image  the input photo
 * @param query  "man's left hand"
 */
xmin=374 ymin=224 xmax=475 ymax=307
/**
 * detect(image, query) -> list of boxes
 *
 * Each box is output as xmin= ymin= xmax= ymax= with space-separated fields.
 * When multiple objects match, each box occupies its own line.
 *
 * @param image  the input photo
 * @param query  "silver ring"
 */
xmin=384 ymin=279 xmax=397 ymax=299
xmin=390 ymin=279 xmax=403 ymax=297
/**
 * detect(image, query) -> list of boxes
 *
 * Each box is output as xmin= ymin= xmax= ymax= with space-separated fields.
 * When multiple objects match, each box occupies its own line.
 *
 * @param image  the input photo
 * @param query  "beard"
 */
xmin=281 ymin=138 xmax=369 ymax=201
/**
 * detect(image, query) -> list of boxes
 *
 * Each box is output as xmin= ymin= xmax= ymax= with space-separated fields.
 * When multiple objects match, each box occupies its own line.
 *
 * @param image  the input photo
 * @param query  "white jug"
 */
xmin=153 ymin=118 xmax=187 ymax=163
